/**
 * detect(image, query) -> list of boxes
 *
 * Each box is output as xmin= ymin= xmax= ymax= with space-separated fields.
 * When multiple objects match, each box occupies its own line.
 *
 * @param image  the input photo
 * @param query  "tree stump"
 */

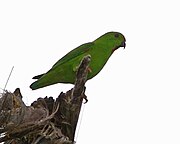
xmin=0 ymin=55 xmax=91 ymax=144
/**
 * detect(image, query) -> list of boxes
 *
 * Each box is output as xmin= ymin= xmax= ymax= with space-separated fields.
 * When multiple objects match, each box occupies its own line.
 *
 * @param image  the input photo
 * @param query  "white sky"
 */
xmin=0 ymin=0 xmax=180 ymax=143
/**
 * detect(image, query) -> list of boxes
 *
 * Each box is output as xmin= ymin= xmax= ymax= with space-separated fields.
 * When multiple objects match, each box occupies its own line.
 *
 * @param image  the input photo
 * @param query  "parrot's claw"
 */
xmin=83 ymin=94 xmax=88 ymax=104
xmin=87 ymin=67 xmax=92 ymax=73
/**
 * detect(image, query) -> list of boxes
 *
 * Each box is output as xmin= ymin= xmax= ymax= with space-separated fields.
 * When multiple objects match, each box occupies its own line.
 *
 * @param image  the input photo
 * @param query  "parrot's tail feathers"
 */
xmin=30 ymin=81 xmax=39 ymax=90
xmin=32 ymin=74 xmax=44 ymax=79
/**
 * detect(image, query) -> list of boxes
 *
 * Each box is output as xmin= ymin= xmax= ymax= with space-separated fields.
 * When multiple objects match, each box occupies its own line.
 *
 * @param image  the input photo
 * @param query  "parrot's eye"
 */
xmin=114 ymin=33 xmax=119 ymax=38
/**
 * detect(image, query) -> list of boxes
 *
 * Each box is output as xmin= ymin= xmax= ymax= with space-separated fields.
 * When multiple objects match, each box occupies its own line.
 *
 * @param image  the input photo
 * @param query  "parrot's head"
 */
xmin=95 ymin=31 xmax=126 ymax=53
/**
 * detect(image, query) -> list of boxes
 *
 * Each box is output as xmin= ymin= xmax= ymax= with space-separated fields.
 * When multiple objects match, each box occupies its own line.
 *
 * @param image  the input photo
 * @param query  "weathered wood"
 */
xmin=0 ymin=55 xmax=91 ymax=144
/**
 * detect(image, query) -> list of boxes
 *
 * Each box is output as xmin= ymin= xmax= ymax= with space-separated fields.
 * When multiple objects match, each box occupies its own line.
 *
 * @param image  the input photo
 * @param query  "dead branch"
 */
xmin=0 ymin=55 xmax=91 ymax=144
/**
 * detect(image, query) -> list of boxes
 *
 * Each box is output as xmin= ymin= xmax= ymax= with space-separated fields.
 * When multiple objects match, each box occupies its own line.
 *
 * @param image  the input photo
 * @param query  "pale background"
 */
xmin=0 ymin=0 xmax=180 ymax=144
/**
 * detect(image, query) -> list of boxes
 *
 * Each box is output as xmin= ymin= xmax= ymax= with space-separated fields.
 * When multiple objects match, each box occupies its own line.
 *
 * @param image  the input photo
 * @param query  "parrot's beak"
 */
xmin=120 ymin=41 xmax=126 ymax=49
xmin=112 ymin=40 xmax=126 ymax=54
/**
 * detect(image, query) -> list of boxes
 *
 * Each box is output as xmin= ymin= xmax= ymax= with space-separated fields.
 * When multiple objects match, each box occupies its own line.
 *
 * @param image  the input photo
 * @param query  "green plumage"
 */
xmin=30 ymin=32 xmax=126 ymax=90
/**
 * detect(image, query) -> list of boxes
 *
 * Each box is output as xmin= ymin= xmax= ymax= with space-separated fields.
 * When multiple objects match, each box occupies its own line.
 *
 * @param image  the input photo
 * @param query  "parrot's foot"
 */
xmin=83 ymin=94 xmax=88 ymax=104
xmin=87 ymin=67 xmax=92 ymax=73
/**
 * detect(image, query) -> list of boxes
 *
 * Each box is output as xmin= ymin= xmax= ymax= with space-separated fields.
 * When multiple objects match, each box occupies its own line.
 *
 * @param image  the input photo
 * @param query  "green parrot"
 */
xmin=30 ymin=31 xmax=126 ymax=90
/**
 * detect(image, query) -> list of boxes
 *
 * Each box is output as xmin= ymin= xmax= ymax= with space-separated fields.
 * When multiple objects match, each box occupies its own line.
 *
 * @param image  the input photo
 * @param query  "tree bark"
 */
xmin=0 ymin=55 xmax=91 ymax=144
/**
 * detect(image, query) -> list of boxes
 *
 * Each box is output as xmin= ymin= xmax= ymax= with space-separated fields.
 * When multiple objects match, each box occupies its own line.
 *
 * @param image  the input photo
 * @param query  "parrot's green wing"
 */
xmin=52 ymin=42 xmax=93 ymax=68
xmin=32 ymin=42 xmax=93 ymax=79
